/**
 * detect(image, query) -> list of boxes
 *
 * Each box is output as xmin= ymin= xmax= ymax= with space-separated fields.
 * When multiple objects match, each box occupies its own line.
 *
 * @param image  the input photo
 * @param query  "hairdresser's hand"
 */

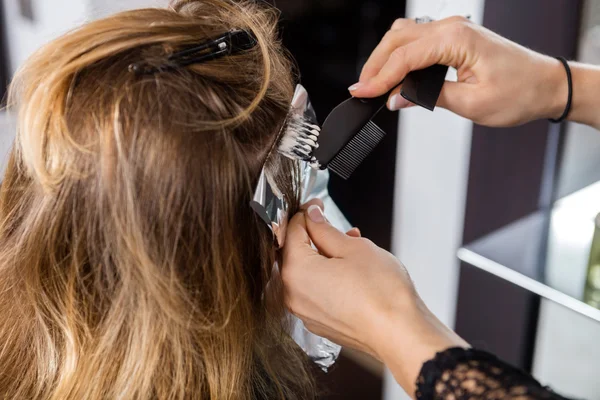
xmin=282 ymin=204 xmax=467 ymax=395
xmin=350 ymin=16 xmax=568 ymax=127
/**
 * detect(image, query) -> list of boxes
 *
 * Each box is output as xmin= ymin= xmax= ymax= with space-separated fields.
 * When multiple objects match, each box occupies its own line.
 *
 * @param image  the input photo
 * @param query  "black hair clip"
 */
xmin=129 ymin=29 xmax=257 ymax=75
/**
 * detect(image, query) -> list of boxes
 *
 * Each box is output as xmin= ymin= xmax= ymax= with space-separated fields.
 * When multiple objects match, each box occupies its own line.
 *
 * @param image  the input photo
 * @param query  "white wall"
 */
xmin=384 ymin=1 xmax=485 ymax=399
xmin=0 ymin=0 xmax=166 ymax=172
xmin=0 ymin=113 xmax=15 ymax=176
xmin=88 ymin=0 xmax=166 ymax=19
xmin=1 ymin=0 xmax=166 ymax=76
xmin=532 ymin=300 xmax=600 ymax=399
xmin=0 ymin=0 xmax=88 ymax=171
xmin=2 ymin=0 xmax=90 ymax=75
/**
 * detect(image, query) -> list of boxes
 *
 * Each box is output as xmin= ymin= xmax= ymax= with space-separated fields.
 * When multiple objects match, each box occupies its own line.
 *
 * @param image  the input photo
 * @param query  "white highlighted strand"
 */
xmin=278 ymin=114 xmax=321 ymax=163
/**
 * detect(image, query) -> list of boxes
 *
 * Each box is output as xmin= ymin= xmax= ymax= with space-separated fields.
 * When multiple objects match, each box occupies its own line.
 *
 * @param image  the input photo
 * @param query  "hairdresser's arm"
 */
xmin=282 ymin=204 xmax=467 ymax=395
xmin=282 ymin=204 xmax=573 ymax=399
xmin=350 ymin=16 xmax=600 ymax=130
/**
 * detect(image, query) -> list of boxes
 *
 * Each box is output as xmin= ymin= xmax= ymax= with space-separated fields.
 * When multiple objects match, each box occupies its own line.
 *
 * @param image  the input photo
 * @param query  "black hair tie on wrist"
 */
xmin=549 ymin=56 xmax=572 ymax=123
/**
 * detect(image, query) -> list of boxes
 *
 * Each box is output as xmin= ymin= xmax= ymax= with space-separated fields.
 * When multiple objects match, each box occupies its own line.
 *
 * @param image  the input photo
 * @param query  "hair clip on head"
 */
xmin=129 ymin=29 xmax=257 ymax=75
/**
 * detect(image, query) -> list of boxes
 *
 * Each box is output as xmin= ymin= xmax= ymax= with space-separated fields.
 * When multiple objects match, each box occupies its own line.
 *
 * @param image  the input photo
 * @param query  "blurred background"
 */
xmin=0 ymin=0 xmax=599 ymax=399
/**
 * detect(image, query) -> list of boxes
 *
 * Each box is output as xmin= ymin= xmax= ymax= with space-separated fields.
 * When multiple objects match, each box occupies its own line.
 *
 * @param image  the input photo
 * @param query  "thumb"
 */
xmin=435 ymin=80 xmax=479 ymax=117
xmin=283 ymin=210 xmax=317 ymax=260
xmin=305 ymin=205 xmax=351 ymax=258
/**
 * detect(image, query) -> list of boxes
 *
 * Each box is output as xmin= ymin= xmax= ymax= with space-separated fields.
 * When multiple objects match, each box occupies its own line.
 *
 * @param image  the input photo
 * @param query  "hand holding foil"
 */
xmin=281 ymin=203 xmax=468 ymax=392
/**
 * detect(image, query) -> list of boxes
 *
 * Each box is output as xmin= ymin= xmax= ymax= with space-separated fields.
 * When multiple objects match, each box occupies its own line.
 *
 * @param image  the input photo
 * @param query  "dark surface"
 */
xmin=278 ymin=0 xmax=405 ymax=253
xmin=276 ymin=1 xmax=406 ymax=398
xmin=463 ymin=120 xmax=552 ymax=244
xmin=457 ymin=264 xmax=543 ymax=371
xmin=456 ymin=0 xmax=582 ymax=371
xmin=458 ymin=210 xmax=551 ymax=370
xmin=462 ymin=1 xmax=582 ymax=244
xmin=315 ymin=353 xmax=382 ymax=400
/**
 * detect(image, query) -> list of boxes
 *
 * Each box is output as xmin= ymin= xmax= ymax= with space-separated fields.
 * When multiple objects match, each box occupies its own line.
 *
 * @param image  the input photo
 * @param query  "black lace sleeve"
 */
xmin=416 ymin=348 xmax=573 ymax=400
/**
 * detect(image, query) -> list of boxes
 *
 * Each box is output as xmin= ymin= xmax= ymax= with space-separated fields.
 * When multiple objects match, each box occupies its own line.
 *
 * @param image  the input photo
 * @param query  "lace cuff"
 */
xmin=416 ymin=347 xmax=571 ymax=400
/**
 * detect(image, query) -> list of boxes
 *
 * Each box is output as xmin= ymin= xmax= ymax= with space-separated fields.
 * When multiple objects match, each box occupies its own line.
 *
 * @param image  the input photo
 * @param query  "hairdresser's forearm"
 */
xmin=370 ymin=298 xmax=469 ymax=398
xmin=545 ymin=61 xmax=600 ymax=130
xmin=566 ymin=63 xmax=600 ymax=130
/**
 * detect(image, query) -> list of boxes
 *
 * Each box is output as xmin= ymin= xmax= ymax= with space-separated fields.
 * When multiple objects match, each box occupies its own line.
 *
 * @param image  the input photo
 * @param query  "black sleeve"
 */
xmin=415 ymin=347 xmax=574 ymax=400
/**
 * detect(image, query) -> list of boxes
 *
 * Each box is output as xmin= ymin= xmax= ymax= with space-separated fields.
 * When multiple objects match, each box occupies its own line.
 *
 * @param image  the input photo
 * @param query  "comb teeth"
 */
xmin=277 ymin=115 xmax=320 ymax=162
xmin=328 ymin=121 xmax=386 ymax=180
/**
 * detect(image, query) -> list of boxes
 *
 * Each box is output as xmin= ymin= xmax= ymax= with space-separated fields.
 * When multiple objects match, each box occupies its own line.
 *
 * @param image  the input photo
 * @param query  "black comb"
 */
xmin=312 ymin=93 xmax=388 ymax=180
xmin=400 ymin=64 xmax=449 ymax=111
xmin=312 ymin=65 xmax=447 ymax=179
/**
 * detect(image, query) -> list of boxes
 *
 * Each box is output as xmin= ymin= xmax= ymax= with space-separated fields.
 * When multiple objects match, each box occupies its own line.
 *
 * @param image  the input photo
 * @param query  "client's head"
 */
xmin=0 ymin=1 xmax=313 ymax=399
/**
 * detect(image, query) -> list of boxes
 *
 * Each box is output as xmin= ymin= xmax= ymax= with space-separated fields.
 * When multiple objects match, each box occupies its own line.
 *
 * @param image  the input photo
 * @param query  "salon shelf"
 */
xmin=458 ymin=180 xmax=600 ymax=323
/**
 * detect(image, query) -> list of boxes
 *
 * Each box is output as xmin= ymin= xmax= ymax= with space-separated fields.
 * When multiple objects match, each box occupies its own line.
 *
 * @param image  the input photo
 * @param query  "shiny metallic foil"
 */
xmin=251 ymin=85 xmax=350 ymax=371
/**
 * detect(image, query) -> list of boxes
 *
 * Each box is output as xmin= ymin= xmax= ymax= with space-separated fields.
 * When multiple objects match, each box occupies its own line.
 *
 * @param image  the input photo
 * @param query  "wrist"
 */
xmin=540 ymin=56 xmax=570 ymax=121
xmin=368 ymin=295 xmax=468 ymax=395
xmin=564 ymin=62 xmax=600 ymax=130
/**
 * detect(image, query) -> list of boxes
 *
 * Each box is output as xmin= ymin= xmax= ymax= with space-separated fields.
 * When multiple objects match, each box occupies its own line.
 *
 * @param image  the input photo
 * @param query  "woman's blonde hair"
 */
xmin=0 ymin=1 xmax=314 ymax=398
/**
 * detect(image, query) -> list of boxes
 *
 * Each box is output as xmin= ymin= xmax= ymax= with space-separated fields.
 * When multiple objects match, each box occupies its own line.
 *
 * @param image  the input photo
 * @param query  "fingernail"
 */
xmin=348 ymin=82 xmax=362 ymax=91
xmin=389 ymin=94 xmax=410 ymax=111
xmin=307 ymin=205 xmax=325 ymax=223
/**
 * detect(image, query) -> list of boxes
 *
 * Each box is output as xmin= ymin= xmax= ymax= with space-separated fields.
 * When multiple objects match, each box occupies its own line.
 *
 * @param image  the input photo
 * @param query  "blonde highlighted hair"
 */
xmin=0 ymin=1 xmax=314 ymax=398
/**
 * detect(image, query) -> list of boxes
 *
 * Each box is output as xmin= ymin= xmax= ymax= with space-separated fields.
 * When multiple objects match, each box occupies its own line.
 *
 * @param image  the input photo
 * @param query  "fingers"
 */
xmin=305 ymin=205 xmax=352 ymax=258
xmin=353 ymin=16 xmax=473 ymax=98
xmin=281 ymin=212 xmax=324 ymax=307
xmin=387 ymin=85 xmax=415 ymax=111
xmin=360 ymin=19 xmax=419 ymax=82
xmin=283 ymin=211 xmax=316 ymax=260
xmin=353 ymin=36 xmax=445 ymax=98
xmin=381 ymin=73 xmax=475 ymax=115
xmin=285 ymin=202 xmax=362 ymax=260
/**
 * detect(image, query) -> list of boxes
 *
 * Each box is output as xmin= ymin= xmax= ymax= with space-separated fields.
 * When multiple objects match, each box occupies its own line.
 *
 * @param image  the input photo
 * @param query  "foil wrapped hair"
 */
xmin=251 ymin=84 xmax=350 ymax=371
xmin=250 ymin=84 xmax=319 ymax=248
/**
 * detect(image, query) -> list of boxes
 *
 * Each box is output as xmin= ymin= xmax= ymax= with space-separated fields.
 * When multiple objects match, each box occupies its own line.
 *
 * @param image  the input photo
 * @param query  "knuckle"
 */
xmin=361 ymin=65 xmax=377 ymax=80
xmin=447 ymin=19 xmax=472 ymax=39
xmin=363 ymin=238 xmax=377 ymax=250
xmin=353 ymin=237 xmax=376 ymax=253
xmin=379 ymin=76 xmax=397 ymax=93
xmin=391 ymin=18 xmax=409 ymax=30
xmin=382 ymin=29 xmax=399 ymax=45
xmin=446 ymin=15 xmax=470 ymax=24
xmin=389 ymin=46 xmax=407 ymax=63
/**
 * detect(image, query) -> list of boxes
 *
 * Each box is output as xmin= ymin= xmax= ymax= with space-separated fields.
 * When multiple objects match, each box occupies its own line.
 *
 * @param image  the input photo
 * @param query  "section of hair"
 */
xmin=0 ymin=1 xmax=313 ymax=399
